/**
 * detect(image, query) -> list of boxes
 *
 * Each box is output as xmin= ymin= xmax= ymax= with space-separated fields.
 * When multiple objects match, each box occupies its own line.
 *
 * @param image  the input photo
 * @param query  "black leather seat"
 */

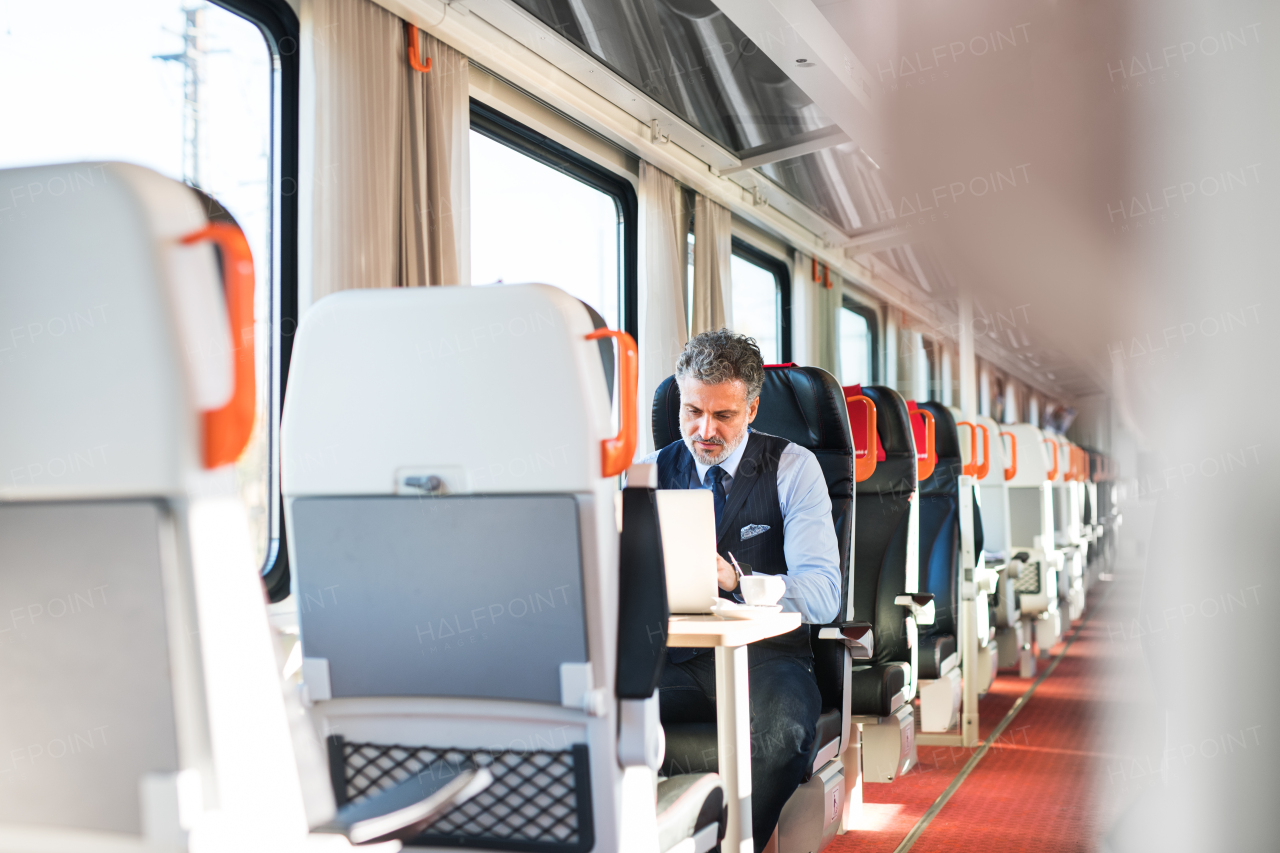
xmin=915 ymin=402 xmax=984 ymax=680
xmin=849 ymin=386 xmax=916 ymax=717
xmin=652 ymin=365 xmax=854 ymax=780
xmin=617 ymin=481 xmax=727 ymax=852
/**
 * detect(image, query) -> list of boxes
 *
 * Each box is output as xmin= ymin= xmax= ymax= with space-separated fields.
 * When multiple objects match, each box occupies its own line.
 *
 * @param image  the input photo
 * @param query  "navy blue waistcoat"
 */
xmin=656 ymin=432 xmax=811 ymax=658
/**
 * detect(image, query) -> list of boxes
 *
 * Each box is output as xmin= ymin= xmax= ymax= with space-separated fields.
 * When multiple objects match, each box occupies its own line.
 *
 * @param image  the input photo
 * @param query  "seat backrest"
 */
xmin=282 ymin=284 xmax=621 ymax=851
xmin=651 ymin=365 xmax=853 ymax=712
xmin=0 ymin=163 xmax=316 ymax=847
xmin=975 ymin=414 xmax=1014 ymax=561
xmin=851 ymin=386 xmax=917 ymax=668
xmin=1003 ymin=423 xmax=1055 ymax=550
xmin=916 ymin=402 xmax=965 ymax=640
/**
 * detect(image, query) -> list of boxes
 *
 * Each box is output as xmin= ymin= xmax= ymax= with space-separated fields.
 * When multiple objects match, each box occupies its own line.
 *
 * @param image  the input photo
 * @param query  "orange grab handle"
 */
xmin=181 ymin=223 xmax=256 ymax=469
xmin=956 ymin=421 xmax=978 ymax=477
xmin=912 ymin=409 xmax=936 ymax=481
xmin=975 ymin=423 xmax=991 ymax=480
xmin=846 ymin=395 xmax=878 ymax=483
xmin=406 ymin=23 xmax=432 ymax=73
xmin=586 ymin=328 xmax=637 ymax=478
xmin=1043 ymin=437 xmax=1060 ymax=481
xmin=1000 ymin=431 xmax=1018 ymax=481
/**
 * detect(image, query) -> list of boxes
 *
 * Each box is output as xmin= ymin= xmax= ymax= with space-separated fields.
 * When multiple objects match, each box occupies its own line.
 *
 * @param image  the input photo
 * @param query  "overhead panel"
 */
xmin=708 ymin=0 xmax=881 ymax=163
xmin=460 ymin=0 xmax=935 ymax=253
xmin=509 ymin=0 xmax=832 ymax=155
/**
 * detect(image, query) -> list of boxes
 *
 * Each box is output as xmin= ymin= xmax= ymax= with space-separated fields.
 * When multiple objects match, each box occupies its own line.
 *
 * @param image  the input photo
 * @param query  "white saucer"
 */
xmin=709 ymin=601 xmax=784 ymax=620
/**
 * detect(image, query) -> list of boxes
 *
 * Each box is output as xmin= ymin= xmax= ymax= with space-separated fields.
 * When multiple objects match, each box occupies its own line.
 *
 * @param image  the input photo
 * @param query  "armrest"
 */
xmin=895 ymin=593 xmax=935 ymax=626
xmin=317 ymin=760 xmax=492 ymax=845
xmin=816 ymin=622 xmax=874 ymax=660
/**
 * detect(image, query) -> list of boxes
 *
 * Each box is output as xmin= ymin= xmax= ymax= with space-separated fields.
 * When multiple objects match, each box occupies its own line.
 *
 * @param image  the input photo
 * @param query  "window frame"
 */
xmin=729 ymin=237 xmax=791 ymax=363
xmin=840 ymin=296 xmax=880 ymax=384
xmin=211 ymin=0 xmax=300 ymax=601
xmin=470 ymin=99 xmax=639 ymax=341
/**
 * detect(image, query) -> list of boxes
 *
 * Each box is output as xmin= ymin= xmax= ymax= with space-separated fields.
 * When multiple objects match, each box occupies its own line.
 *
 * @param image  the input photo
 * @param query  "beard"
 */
xmin=684 ymin=426 xmax=748 ymax=467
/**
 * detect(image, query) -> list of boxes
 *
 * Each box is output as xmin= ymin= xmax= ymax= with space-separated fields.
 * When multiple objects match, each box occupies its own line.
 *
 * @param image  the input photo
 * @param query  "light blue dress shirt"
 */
xmin=640 ymin=433 xmax=842 ymax=625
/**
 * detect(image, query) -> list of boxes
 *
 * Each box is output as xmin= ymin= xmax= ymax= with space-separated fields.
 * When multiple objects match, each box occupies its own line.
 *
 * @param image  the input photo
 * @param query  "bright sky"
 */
xmin=0 ymin=0 xmax=271 ymax=285
xmin=730 ymin=254 xmax=779 ymax=362
xmin=469 ymin=130 xmax=621 ymax=328
xmin=840 ymin=306 xmax=871 ymax=385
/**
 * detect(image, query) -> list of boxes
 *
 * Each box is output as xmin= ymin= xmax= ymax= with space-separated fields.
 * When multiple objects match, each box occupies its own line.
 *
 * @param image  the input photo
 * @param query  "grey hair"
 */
xmin=675 ymin=329 xmax=765 ymax=401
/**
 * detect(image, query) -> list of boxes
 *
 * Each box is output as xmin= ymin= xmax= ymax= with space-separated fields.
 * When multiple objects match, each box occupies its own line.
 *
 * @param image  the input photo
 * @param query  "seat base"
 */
xmin=918 ymin=671 xmax=961 ymax=733
xmin=656 ymin=773 xmax=725 ymax=853
xmin=995 ymin=623 xmax=1024 ymax=668
xmin=776 ymin=757 xmax=844 ymax=853
xmin=857 ymin=704 xmax=915 ymax=783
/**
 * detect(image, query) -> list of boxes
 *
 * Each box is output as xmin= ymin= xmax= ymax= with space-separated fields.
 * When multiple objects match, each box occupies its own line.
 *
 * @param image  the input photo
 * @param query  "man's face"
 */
xmin=677 ymin=376 xmax=760 ymax=466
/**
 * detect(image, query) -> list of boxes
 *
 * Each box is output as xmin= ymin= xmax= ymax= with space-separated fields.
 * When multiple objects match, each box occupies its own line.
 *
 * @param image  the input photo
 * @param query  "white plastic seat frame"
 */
xmin=1001 ymin=423 xmax=1064 ymax=675
xmin=972 ymin=418 xmax=1031 ymax=671
xmin=0 ymin=163 xmax=338 ymax=853
xmin=1047 ymin=436 xmax=1087 ymax=620
xmin=281 ymin=284 xmax=713 ymax=853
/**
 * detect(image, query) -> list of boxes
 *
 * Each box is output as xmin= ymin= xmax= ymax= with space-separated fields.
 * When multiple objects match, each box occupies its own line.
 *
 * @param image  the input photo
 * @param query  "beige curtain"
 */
xmin=420 ymin=31 xmax=470 ymax=287
xmin=307 ymin=0 xmax=402 ymax=300
xmin=638 ymin=161 xmax=688 ymax=456
xmin=808 ymin=255 xmax=840 ymax=376
xmin=305 ymin=0 xmax=469 ymax=303
xmin=691 ymin=194 xmax=732 ymax=336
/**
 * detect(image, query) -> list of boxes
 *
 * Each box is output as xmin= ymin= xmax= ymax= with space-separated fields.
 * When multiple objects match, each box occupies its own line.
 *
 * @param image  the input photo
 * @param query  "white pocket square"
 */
xmin=740 ymin=524 xmax=770 ymax=541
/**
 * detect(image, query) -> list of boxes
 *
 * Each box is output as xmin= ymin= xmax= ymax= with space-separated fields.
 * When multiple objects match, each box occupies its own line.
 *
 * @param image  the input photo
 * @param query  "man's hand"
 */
xmin=716 ymin=554 xmax=739 ymax=591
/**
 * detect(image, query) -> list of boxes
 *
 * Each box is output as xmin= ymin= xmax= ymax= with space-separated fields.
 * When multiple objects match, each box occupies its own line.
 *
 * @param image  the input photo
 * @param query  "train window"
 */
xmin=922 ymin=338 xmax=939 ymax=401
xmin=470 ymin=104 xmax=634 ymax=332
xmin=729 ymin=239 xmax=791 ymax=363
xmin=0 ymin=0 xmax=280 ymax=573
xmin=839 ymin=299 xmax=878 ymax=384
xmin=686 ymin=231 xmax=696 ymax=333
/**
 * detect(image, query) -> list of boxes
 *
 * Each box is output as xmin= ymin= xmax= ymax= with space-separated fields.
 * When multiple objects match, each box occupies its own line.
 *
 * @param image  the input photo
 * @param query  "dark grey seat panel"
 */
xmin=0 ymin=501 xmax=181 ymax=836
xmin=1009 ymin=488 xmax=1043 ymax=546
xmin=293 ymin=494 xmax=588 ymax=704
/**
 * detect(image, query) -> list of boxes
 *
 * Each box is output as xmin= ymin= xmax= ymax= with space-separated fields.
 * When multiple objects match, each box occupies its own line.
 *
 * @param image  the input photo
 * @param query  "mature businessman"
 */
xmin=641 ymin=329 xmax=841 ymax=850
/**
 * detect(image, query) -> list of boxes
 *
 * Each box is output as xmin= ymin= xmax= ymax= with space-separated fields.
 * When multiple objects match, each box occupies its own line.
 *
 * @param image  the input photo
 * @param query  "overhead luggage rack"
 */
xmin=331 ymin=737 xmax=594 ymax=852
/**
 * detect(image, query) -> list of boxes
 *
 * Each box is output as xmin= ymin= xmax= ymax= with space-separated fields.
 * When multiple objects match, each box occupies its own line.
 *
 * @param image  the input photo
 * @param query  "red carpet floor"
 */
xmin=829 ymin=584 xmax=1122 ymax=853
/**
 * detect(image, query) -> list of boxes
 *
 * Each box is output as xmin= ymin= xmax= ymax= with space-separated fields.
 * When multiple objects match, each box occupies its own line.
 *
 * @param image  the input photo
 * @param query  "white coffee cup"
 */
xmin=739 ymin=574 xmax=786 ymax=606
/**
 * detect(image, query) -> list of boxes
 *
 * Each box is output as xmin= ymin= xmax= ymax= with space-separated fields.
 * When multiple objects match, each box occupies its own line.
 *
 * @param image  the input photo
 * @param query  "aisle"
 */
xmin=829 ymin=577 xmax=1129 ymax=853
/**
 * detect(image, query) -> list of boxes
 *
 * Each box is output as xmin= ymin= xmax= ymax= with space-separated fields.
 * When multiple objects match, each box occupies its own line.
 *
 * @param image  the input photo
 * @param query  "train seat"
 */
xmin=282 ymin=284 xmax=723 ymax=853
xmin=1048 ymin=437 xmax=1086 ymax=621
xmin=652 ymin=364 xmax=853 ymax=852
xmin=913 ymin=403 xmax=973 ymax=681
xmin=912 ymin=403 xmax=989 ymax=731
xmin=0 ymin=162 xmax=344 ymax=850
xmin=1002 ymin=423 xmax=1064 ymax=673
xmin=955 ymin=412 xmax=1009 ymax=689
xmin=847 ymin=386 xmax=926 ymax=782
xmin=970 ymin=417 xmax=1028 ymax=672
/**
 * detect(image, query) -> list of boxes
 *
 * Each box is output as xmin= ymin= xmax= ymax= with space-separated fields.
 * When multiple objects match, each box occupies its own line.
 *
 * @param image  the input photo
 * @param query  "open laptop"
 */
xmin=655 ymin=489 xmax=720 ymax=614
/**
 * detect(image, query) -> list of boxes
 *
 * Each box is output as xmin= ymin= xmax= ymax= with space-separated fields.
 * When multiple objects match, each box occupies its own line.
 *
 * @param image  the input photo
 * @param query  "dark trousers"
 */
xmin=659 ymin=647 xmax=822 ymax=853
